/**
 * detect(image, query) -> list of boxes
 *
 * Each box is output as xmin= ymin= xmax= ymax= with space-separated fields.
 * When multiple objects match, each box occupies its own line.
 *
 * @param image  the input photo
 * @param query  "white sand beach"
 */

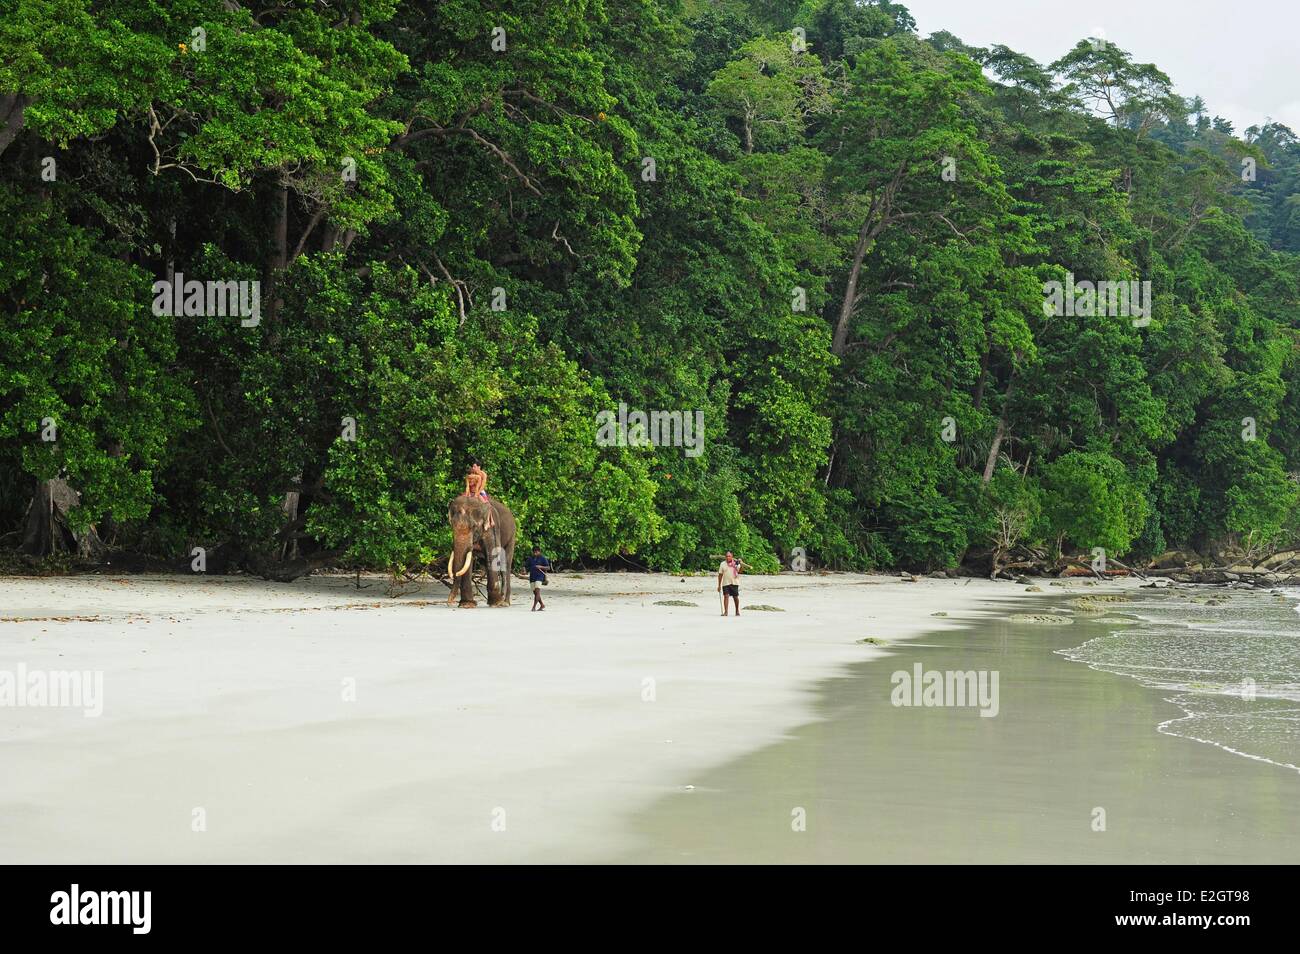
xmin=0 ymin=570 xmax=1101 ymax=863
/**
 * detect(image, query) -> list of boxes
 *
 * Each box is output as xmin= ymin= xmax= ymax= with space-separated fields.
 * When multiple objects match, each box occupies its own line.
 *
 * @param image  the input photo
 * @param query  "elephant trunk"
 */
xmin=450 ymin=528 xmax=474 ymax=582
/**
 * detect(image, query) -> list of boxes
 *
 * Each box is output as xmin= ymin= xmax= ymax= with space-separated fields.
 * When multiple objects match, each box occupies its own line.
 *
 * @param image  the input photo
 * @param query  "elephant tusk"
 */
xmin=454 ymin=551 xmax=473 ymax=577
xmin=447 ymin=552 xmax=455 ymax=579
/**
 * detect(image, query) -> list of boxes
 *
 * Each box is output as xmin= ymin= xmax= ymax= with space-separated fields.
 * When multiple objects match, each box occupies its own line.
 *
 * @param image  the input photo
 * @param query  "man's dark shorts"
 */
xmin=722 ymin=584 xmax=739 ymax=597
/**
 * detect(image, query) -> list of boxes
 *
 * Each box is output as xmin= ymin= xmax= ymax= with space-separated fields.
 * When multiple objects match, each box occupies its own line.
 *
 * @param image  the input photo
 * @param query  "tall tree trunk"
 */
xmin=166 ymin=215 xmax=176 ymax=284
xmin=0 ymin=94 xmax=28 ymax=158
xmin=272 ymin=183 xmax=288 ymax=270
xmin=981 ymin=372 xmax=1017 ymax=484
xmin=20 ymin=477 xmax=105 ymax=559
xmin=280 ymin=486 xmax=301 ymax=560
xmin=832 ymin=204 xmax=881 ymax=356
xmin=289 ymin=205 xmax=325 ymax=262
xmin=263 ymin=183 xmax=289 ymax=323
xmin=972 ymin=347 xmax=990 ymax=410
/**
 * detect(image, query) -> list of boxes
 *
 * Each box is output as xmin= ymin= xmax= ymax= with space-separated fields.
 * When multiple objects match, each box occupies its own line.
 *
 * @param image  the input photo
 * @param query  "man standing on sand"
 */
xmin=525 ymin=545 xmax=552 ymax=612
xmin=717 ymin=551 xmax=745 ymax=617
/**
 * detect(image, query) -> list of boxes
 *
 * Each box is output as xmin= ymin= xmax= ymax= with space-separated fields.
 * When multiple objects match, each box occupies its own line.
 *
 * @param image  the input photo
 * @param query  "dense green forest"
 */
xmin=3 ymin=0 xmax=1299 ymax=576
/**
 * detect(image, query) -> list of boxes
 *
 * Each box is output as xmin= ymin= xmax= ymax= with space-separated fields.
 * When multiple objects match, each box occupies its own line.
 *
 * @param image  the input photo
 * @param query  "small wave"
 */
xmin=1057 ymin=595 xmax=1300 ymax=772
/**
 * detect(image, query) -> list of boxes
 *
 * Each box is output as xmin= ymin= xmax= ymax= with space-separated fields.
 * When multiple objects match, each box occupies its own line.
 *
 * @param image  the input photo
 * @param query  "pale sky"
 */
xmin=901 ymin=0 xmax=1300 ymax=135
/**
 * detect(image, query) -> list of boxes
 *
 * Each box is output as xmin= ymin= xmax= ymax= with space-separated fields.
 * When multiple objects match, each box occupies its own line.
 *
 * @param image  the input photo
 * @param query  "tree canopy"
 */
xmin=3 ymin=0 xmax=1298 ymax=575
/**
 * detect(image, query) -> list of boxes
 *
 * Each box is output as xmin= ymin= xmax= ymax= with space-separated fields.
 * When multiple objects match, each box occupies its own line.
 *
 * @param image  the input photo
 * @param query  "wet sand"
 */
xmin=612 ymin=603 xmax=1300 ymax=863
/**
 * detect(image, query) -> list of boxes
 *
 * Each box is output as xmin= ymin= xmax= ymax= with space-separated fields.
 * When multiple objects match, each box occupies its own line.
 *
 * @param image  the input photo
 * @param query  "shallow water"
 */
xmin=1058 ymin=590 xmax=1300 ymax=774
xmin=611 ymin=592 xmax=1300 ymax=863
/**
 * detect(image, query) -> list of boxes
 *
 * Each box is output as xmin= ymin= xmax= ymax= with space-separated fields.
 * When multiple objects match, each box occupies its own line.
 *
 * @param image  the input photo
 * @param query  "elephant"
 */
xmin=447 ymin=495 xmax=517 ymax=607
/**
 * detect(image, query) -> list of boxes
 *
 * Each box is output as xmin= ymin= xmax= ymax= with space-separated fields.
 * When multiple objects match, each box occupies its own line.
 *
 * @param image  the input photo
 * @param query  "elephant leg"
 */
xmin=486 ymin=534 xmax=507 ymax=607
xmin=505 ymin=543 xmax=514 ymax=605
xmin=484 ymin=549 xmax=498 ymax=606
xmin=458 ymin=551 xmax=476 ymax=607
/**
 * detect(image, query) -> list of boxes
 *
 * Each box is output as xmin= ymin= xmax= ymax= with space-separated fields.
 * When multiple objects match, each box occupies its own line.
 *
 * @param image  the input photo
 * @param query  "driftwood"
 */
xmin=985 ymin=551 xmax=1155 ymax=583
xmin=1097 ymin=555 xmax=1149 ymax=581
xmin=1142 ymin=564 xmax=1300 ymax=586
xmin=239 ymin=548 xmax=343 ymax=583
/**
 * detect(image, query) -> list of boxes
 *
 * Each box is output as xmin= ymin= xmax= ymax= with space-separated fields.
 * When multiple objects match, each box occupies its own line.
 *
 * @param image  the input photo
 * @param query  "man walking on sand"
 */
xmin=717 ymin=551 xmax=745 ymax=617
xmin=525 ymin=545 xmax=552 ymax=612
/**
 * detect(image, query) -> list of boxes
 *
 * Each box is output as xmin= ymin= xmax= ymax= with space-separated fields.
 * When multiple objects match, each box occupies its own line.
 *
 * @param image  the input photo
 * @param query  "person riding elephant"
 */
xmin=447 ymin=486 xmax=516 ymax=608
xmin=464 ymin=462 xmax=489 ymax=501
